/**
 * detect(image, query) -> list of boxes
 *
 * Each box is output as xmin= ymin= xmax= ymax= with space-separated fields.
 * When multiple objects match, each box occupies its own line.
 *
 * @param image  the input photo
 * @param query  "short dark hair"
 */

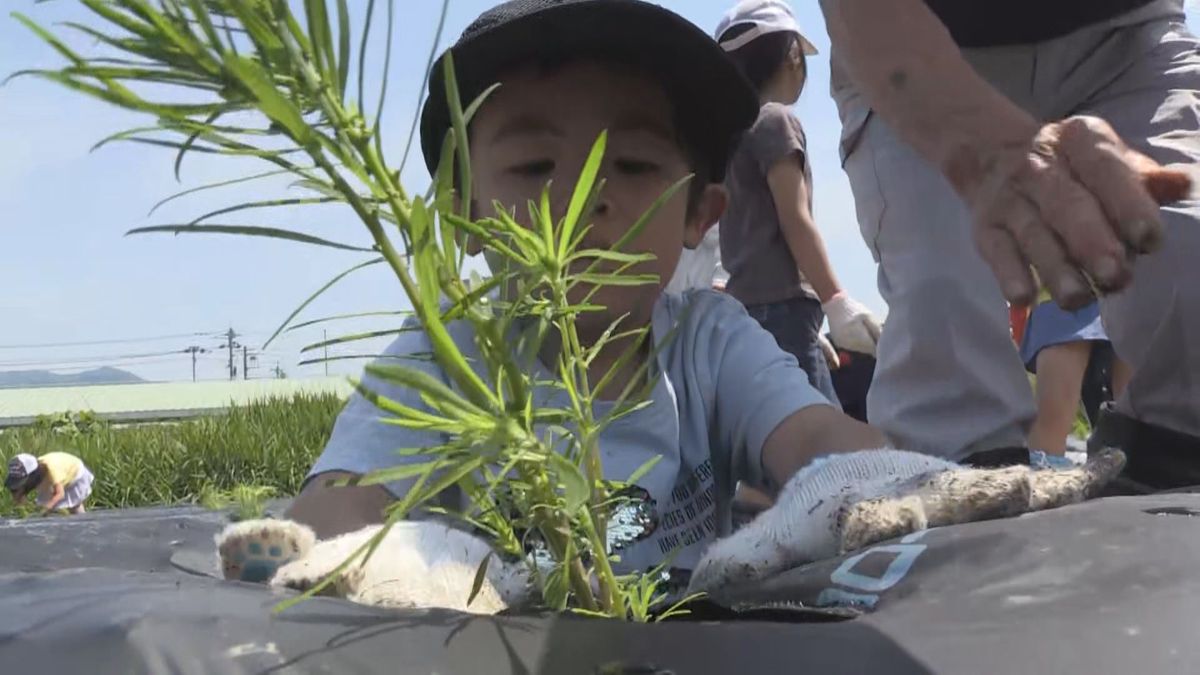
xmin=718 ymin=25 xmax=803 ymax=93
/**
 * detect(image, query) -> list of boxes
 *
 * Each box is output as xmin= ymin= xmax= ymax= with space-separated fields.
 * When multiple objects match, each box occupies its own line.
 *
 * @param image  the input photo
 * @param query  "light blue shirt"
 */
xmin=308 ymin=289 xmax=829 ymax=573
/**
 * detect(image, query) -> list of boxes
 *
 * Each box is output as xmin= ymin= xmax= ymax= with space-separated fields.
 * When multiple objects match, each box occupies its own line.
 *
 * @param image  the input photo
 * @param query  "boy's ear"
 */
xmin=683 ymin=184 xmax=727 ymax=249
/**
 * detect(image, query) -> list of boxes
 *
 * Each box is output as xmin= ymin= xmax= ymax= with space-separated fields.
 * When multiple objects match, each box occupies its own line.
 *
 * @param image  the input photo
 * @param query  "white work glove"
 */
xmin=688 ymin=448 xmax=1125 ymax=598
xmin=217 ymin=518 xmax=533 ymax=615
xmin=822 ymin=292 xmax=882 ymax=356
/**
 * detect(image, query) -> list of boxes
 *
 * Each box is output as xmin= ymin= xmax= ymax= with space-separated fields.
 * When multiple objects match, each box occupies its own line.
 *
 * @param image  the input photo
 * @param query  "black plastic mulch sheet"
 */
xmin=2 ymin=494 xmax=1199 ymax=674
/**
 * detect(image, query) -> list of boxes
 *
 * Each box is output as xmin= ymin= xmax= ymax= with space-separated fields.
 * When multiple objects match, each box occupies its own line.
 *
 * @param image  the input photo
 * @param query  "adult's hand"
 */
xmin=820 ymin=0 xmax=1192 ymax=310
xmin=957 ymin=114 xmax=1191 ymax=309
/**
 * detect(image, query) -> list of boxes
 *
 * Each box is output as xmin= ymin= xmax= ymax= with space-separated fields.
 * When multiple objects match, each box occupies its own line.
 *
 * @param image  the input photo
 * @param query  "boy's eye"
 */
xmin=615 ymin=158 xmax=660 ymax=175
xmin=507 ymin=159 xmax=555 ymax=178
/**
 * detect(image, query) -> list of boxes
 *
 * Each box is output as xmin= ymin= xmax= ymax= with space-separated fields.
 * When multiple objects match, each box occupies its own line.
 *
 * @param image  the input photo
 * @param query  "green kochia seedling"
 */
xmin=12 ymin=0 xmax=698 ymax=621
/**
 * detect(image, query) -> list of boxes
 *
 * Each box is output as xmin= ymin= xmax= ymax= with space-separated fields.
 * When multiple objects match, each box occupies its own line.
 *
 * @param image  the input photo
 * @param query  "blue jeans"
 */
xmin=745 ymin=297 xmax=842 ymax=409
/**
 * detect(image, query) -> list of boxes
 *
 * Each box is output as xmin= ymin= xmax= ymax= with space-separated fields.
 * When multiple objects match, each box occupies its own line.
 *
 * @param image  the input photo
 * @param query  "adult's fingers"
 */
xmin=973 ymin=207 xmax=1038 ymax=306
xmin=1142 ymin=165 xmax=1193 ymax=204
xmin=1012 ymin=195 xmax=1097 ymax=309
xmin=1056 ymin=117 xmax=1167 ymax=254
xmin=1020 ymin=126 xmax=1131 ymax=291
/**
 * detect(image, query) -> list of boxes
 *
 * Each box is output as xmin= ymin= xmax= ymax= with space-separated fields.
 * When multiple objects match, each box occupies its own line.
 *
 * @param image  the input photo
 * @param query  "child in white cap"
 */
xmin=714 ymin=0 xmax=882 ymax=409
xmin=6 ymin=451 xmax=95 ymax=515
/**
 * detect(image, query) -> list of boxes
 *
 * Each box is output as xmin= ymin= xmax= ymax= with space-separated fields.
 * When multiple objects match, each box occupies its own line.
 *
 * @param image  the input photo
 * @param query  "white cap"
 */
xmin=12 ymin=454 xmax=36 ymax=475
xmin=5 ymin=453 xmax=38 ymax=490
xmin=714 ymin=0 xmax=818 ymax=56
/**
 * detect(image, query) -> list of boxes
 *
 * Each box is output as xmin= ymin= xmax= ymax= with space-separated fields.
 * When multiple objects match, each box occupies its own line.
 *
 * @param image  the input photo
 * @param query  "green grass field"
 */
xmin=0 ymin=394 xmax=344 ymax=516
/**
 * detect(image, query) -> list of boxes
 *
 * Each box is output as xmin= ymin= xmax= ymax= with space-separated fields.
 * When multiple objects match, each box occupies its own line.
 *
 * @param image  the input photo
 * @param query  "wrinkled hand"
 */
xmin=822 ymin=293 xmax=882 ymax=356
xmin=954 ymin=115 xmax=1191 ymax=310
xmin=688 ymin=448 xmax=1125 ymax=597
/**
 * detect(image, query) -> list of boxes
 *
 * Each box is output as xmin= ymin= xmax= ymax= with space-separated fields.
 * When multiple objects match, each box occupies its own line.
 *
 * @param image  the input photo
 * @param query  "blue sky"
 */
xmin=1 ymin=2 xmax=1197 ymax=383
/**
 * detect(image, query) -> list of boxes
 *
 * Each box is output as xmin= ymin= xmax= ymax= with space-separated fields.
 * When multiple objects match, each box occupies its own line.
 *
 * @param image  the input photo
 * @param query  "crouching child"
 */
xmin=6 ymin=452 xmax=95 ymax=516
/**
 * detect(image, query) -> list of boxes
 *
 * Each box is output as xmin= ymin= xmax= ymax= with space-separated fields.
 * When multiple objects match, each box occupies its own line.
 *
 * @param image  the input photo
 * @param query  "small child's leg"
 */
xmin=216 ymin=519 xmax=316 ymax=583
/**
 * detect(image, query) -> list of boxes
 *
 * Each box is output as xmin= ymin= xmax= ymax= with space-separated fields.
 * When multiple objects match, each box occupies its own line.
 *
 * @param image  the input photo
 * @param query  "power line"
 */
xmin=0 ymin=349 xmax=189 ymax=369
xmin=0 ymin=331 xmax=222 ymax=350
xmin=1 ymin=355 xmax=202 ymax=373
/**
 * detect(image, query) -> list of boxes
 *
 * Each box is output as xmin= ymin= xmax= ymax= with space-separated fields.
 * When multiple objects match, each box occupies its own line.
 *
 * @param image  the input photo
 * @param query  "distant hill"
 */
xmin=0 ymin=367 xmax=146 ymax=389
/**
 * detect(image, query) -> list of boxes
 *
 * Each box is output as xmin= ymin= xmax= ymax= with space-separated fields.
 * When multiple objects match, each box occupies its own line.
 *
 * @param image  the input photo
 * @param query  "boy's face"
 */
xmin=469 ymin=60 xmax=725 ymax=336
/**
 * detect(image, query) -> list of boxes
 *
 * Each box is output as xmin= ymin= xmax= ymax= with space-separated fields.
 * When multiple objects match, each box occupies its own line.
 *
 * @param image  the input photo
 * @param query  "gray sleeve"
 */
xmin=746 ymin=103 xmax=808 ymax=176
xmin=700 ymin=294 xmax=831 ymax=488
xmin=305 ymin=318 xmax=447 ymax=499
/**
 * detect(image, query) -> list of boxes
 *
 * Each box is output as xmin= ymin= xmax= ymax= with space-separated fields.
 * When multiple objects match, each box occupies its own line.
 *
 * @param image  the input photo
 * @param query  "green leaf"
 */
xmin=397 ymin=0 xmax=450 ymax=175
xmin=287 ymin=310 xmax=410 ymax=332
xmin=350 ymin=460 xmax=441 ymax=486
xmin=442 ymin=51 xmax=472 ymax=218
xmin=148 ymin=168 xmax=295 ymax=216
xmin=301 ymin=328 xmax=408 ymax=352
xmin=335 ymin=0 xmax=351 ymax=100
xmin=365 ymin=363 xmax=486 ymax=418
xmin=125 ymin=224 xmax=374 ymax=252
xmin=304 ymin=0 xmax=336 ymax=89
xmin=264 ymin=258 xmax=383 ymax=349
xmin=625 ymin=455 xmax=662 ymax=487
xmin=222 ymin=54 xmax=314 ymax=146
xmin=549 ymin=453 xmax=589 ymax=514
xmin=186 ymin=196 xmax=343 ymax=226
xmin=559 ymin=132 xmax=606 ymax=260
xmin=571 ymin=273 xmax=659 ymax=287
xmin=566 ymin=249 xmax=654 ymax=265
xmin=11 ymin=12 xmax=85 ymax=66
xmin=175 ymin=110 xmax=223 ymax=181
xmin=467 ymin=552 xmax=495 ymax=608
xmin=610 ymin=173 xmax=692 ymax=255
xmin=543 ymin=560 xmax=571 ymax=612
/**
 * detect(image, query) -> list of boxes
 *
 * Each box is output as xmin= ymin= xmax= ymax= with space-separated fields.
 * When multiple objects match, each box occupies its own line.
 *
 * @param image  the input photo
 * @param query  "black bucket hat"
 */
xmin=419 ymin=0 xmax=759 ymax=182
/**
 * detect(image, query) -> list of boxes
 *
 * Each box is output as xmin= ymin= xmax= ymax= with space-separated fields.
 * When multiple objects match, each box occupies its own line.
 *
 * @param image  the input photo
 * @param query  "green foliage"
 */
xmin=199 ymin=483 xmax=279 ymax=521
xmin=15 ymin=0 xmax=686 ymax=620
xmin=0 ymin=394 xmax=341 ymax=516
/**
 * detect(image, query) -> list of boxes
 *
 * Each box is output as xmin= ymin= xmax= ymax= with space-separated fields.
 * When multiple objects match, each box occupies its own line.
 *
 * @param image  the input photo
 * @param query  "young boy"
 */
xmin=218 ymin=0 xmax=1121 ymax=609
xmin=286 ymin=0 xmax=883 ymax=571
xmin=6 ymin=452 xmax=94 ymax=515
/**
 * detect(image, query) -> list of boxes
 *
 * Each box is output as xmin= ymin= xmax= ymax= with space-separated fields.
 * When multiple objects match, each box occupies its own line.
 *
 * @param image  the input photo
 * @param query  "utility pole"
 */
xmin=323 ymin=329 xmax=330 ymax=376
xmin=218 ymin=328 xmax=241 ymax=381
xmin=183 ymin=346 xmax=208 ymax=382
xmin=241 ymin=345 xmax=259 ymax=380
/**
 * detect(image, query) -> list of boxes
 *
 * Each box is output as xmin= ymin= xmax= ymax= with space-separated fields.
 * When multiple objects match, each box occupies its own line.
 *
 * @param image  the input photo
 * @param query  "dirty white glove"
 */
xmin=822 ymin=292 xmax=882 ymax=356
xmin=688 ymin=448 xmax=1125 ymax=597
xmin=217 ymin=519 xmax=532 ymax=615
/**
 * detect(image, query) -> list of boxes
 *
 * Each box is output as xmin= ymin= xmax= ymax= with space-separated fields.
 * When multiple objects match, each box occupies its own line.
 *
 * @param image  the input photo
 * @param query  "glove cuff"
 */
xmin=778 ymin=449 xmax=961 ymax=504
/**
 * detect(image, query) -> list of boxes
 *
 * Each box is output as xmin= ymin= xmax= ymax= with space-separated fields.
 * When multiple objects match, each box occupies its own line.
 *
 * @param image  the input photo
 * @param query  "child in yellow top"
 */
xmin=5 ymin=452 xmax=95 ymax=515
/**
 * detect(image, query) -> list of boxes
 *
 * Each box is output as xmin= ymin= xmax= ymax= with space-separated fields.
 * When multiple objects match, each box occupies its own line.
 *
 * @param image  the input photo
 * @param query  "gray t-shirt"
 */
xmin=720 ymin=102 xmax=818 ymax=306
xmin=308 ymin=289 xmax=827 ymax=575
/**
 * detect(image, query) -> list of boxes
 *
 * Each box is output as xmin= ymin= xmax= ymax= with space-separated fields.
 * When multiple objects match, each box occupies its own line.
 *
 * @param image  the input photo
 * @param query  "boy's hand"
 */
xmin=822 ymin=293 xmax=881 ymax=356
xmin=689 ymin=449 xmax=1125 ymax=598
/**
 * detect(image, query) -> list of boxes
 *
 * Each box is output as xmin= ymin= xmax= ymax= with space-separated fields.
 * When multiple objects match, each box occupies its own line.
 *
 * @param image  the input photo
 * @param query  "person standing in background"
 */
xmin=715 ymin=0 xmax=882 ymax=407
xmin=823 ymin=0 xmax=1199 ymax=483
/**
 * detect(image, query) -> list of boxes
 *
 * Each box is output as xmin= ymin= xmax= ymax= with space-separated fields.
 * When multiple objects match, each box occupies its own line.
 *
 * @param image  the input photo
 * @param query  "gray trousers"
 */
xmin=832 ymin=0 xmax=1200 ymax=460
